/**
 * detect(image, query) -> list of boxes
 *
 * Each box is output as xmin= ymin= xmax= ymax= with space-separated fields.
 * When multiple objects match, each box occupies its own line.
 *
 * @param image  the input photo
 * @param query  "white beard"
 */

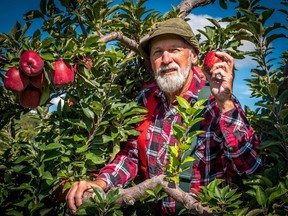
xmin=155 ymin=62 xmax=191 ymax=94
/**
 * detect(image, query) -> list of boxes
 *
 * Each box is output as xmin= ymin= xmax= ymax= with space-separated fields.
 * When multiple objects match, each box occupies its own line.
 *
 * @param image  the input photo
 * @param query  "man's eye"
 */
xmin=152 ymin=50 xmax=162 ymax=56
xmin=171 ymin=48 xmax=181 ymax=53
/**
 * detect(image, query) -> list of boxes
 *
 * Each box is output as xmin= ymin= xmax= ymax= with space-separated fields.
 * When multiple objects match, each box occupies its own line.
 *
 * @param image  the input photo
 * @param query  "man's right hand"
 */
xmin=66 ymin=179 xmax=107 ymax=214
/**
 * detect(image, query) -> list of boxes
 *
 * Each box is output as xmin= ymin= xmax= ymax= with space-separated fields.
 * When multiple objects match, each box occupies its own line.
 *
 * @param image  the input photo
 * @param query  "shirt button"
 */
xmin=228 ymin=146 xmax=234 ymax=151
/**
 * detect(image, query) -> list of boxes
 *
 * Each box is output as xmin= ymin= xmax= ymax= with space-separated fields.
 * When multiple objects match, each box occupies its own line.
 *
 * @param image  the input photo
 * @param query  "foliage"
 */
xmin=197 ymin=179 xmax=243 ymax=215
xmin=166 ymin=97 xmax=207 ymax=182
xmin=77 ymin=187 xmax=122 ymax=216
xmin=0 ymin=0 xmax=287 ymax=215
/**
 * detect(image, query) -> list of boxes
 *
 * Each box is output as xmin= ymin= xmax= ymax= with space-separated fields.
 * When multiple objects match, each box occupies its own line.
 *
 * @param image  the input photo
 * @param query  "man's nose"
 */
xmin=162 ymin=51 xmax=173 ymax=64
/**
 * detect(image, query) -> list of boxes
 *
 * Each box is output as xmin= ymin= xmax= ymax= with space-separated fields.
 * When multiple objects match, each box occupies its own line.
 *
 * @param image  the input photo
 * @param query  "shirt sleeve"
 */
xmin=96 ymin=138 xmax=139 ymax=190
xmin=219 ymin=98 xmax=262 ymax=176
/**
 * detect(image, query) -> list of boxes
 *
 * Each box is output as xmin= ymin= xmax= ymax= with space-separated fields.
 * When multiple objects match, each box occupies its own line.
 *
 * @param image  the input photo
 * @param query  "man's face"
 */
xmin=149 ymin=34 xmax=197 ymax=94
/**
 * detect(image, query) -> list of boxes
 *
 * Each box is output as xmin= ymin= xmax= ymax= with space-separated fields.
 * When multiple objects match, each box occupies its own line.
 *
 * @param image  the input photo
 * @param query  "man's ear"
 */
xmin=190 ymin=50 xmax=198 ymax=64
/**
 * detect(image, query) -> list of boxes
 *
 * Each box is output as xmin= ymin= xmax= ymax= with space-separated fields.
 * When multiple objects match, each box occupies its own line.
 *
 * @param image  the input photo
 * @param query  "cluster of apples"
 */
xmin=4 ymin=50 xmax=75 ymax=109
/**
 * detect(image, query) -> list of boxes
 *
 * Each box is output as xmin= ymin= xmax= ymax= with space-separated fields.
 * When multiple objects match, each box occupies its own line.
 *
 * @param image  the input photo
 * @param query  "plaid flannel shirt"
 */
xmin=96 ymin=71 xmax=262 ymax=215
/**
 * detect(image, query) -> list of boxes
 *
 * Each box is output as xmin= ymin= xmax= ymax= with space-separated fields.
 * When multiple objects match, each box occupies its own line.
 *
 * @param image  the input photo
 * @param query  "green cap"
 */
xmin=139 ymin=17 xmax=200 ymax=58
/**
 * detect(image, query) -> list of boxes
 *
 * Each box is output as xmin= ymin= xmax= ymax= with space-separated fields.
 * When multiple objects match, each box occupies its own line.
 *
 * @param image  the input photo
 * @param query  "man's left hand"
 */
xmin=203 ymin=51 xmax=236 ymax=113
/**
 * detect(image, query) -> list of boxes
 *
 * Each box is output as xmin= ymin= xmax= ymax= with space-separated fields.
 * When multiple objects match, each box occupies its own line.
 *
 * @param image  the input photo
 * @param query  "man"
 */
xmin=66 ymin=17 xmax=261 ymax=215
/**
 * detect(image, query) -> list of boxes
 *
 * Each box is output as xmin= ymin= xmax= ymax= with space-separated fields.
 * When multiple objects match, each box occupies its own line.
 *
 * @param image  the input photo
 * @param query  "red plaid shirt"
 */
xmin=97 ymin=71 xmax=261 ymax=215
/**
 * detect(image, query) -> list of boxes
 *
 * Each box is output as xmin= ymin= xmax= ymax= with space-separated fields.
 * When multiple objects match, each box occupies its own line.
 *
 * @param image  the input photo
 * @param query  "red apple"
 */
xmin=20 ymin=50 xmax=44 ymax=76
xmin=68 ymin=99 xmax=74 ymax=107
xmin=51 ymin=60 xmax=75 ymax=87
xmin=19 ymin=85 xmax=41 ymax=109
xmin=202 ymin=51 xmax=222 ymax=74
xmin=4 ymin=67 xmax=29 ymax=92
xmin=30 ymin=72 xmax=48 ymax=88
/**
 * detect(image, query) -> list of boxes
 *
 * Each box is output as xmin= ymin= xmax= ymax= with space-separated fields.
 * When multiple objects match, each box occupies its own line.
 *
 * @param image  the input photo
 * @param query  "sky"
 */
xmin=0 ymin=0 xmax=286 ymax=110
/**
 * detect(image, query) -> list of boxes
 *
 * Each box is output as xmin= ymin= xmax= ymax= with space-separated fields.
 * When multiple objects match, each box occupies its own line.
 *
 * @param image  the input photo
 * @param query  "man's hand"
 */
xmin=203 ymin=51 xmax=235 ymax=113
xmin=66 ymin=179 xmax=107 ymax=214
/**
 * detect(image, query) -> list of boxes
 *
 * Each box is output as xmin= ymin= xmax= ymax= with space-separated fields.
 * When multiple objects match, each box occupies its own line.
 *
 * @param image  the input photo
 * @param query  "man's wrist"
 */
xmin=218 ymin=99 xmax=235 ymax=113
xmin=94 ymin=179 xmax=107 ymax=190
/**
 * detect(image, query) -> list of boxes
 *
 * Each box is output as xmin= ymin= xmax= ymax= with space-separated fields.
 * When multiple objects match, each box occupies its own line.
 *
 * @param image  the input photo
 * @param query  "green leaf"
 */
xmin=172 ymin=124 xmax=185 ymax=141
xmin=76 ymin=145 xmax=88 ymax=153
xmin=41 ymin=37 xmax=55 ymax=48
xmin=146 ymin=189 xmax=155 ymax=196
xmin=92 ymin=135 xmax=114 ymax=144
xmin=176 ymin=96 xmax=190 ymax=109
xmin=189 ymin=117 xmax=204 ymax=128
xmin=41 ymin=52 xmax=55 ymax=61
xmin=42 ymin=171 xmax=53 ymax=180
xmin=219 ymin=0 xmax=228 ymax=9
xmin=10 ymin=183 xmax=34 ymax=193
xmin=258 ymin=140 xmax=282 ymax=149
xmin=266 ymin=33 xmax=287 ymax=47
xmin=267 ymin=83 xmax=278 ymax=97
xmin=40 ymin=143 xmax=64 ymax=150
xmin=279 ymin=108 xmax=288 ymax=120
xmin=168 ymin=145 xmax=179 ymax=158
xmin=181 ymin=156 xmax=195 ymax=165
xmin=279 ymin=89 xmax=288 ymax=104
xmin=82 ymin=107 xmax=95 ymax=119
xmin=124 ymin=116 xmax=146 ymax=125
xmin=246 ymin=209 xmax=264 ymax=216
xmin=42 ymin=150 xmax=62 ymax=162
xmin=40 ymin=85 xmax=50 ymax=105
xmin=73 ymin=134 xmax=85 ymax=141
xmin=254 ymin=186 xmax=267 ymax=207
xmin=23 ymin=10 xmax=44 ymax=20
xmin=9 ymin=22 xmax=21 ymax=39
xmin=85 ymin=153 xmax=105 ymax=164
xmin=14 ymin=155 xmax=26 ymax=164
xmin=268 ymin=182 xmax=288 ymax=205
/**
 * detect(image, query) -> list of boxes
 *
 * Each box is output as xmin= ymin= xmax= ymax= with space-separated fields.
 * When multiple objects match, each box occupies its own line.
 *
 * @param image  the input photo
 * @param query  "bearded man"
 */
xmin=66 ymin=17 xmax=261 ymax=215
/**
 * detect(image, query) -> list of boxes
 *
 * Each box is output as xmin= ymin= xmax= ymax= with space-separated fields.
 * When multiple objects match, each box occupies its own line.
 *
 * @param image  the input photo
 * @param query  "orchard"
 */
xmin=0 ymin=0 xmax=287 ymax=215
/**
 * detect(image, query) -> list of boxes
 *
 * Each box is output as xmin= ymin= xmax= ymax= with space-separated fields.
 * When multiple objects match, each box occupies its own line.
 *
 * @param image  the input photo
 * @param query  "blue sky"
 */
xmin=0 ymin=0 xmax=286 ymax=110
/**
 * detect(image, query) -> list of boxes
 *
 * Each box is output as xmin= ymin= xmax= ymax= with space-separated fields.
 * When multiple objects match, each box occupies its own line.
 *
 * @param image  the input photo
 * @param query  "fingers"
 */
xmin=66 ymin=181 xmax=91 ymax=214
xmin=215 ymin=51 xmax=234 ymax=72
xmin=210 ymin=52 xmax=234 ymax=80
xmin=66 ymin=182 xmax=79 ymax=214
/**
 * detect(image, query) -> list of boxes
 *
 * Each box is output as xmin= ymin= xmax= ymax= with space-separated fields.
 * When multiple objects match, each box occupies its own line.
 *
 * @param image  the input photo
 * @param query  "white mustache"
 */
xmin=157 ymin=64 xmax=180 ymax=74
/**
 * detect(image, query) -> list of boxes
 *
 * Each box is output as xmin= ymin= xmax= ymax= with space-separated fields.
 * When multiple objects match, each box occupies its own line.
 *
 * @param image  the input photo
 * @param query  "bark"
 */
xmin=81 ymin=174 xmax=212 ymax=215
xmin=94 ymin=0 xmax=215 ymax=57
xmin=178 ymin=0 xmax=216 ymax=18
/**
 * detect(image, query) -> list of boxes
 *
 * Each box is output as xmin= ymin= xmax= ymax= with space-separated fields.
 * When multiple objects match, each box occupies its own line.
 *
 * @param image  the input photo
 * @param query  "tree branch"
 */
xmin=98 ymin=31 xmax=139 ymax=53
xmin=81 ymin=175 xmax=212 ymax=215
xmin=178 ymin=0 xmax=216 ymax=18
xmin=93 ymin=0 xmax=217 ymax=56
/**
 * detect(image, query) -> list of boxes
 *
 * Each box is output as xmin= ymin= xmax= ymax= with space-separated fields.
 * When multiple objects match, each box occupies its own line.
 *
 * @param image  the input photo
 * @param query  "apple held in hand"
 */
xmin=4 ymin=67 xmax=29 ymax=92
xmin=203 ymin=51 xmax=222 ymax=74
xmin=19 ymin=85 xmax=42 ymax=109
xmin=51 ymin=60 xmax=74 ymax=87
xmin=20 ymin=50 xmax=44 ymax=76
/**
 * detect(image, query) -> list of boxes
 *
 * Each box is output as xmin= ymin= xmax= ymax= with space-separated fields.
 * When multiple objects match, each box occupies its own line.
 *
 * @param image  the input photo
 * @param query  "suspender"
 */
xmin=136 ymin=88 xmax=158 ymax=179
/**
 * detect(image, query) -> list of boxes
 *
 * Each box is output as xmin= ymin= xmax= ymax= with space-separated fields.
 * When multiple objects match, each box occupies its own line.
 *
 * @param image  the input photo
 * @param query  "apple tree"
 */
xmin=0 ymin=0 xmax=287 ymax=215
